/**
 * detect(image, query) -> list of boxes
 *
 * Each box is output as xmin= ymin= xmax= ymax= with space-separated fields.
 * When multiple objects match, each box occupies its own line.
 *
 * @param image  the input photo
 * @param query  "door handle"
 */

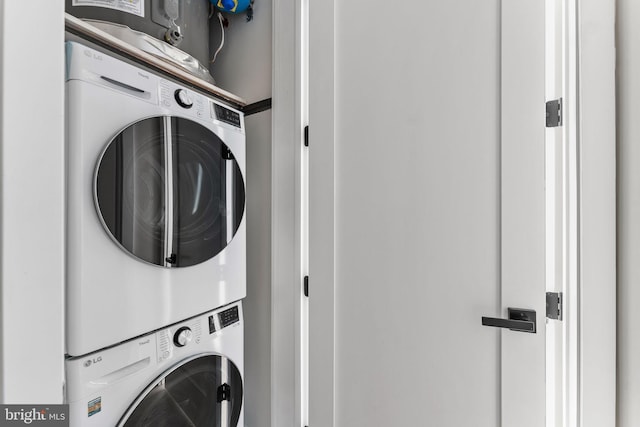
xmin=481 ymin=308 xmax=537 ymax=333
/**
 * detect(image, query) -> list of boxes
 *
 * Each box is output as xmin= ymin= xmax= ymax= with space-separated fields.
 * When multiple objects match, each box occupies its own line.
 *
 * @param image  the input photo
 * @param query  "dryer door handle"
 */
xmin=163 ymin=117 xmax=175 ymax=268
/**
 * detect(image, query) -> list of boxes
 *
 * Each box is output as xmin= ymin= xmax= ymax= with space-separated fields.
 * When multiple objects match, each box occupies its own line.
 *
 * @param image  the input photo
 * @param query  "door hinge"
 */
xmin=304 ymin=125 xmax=309 ymax=147
xmin=304 ymin=275 xmax=309 ymax=297
xmin=546 ymin=98 xmax=563 ymax=127
xmin=546 ymin=292 xmax=563 ymax=320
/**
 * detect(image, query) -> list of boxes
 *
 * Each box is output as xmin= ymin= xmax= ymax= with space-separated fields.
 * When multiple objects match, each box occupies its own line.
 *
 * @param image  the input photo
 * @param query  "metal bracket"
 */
xmin=546 ymin=292 xmax=563 ymax=320
xmin=546 ymin=98 xmax=563 ymax=127
xmin=152 ymin=0 xmax=181 ymax=29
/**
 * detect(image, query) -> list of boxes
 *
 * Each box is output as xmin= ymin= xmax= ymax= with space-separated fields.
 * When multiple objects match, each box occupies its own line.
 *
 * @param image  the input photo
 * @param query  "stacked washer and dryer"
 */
xmin=64 ymin=41 xmax=247 ymax=426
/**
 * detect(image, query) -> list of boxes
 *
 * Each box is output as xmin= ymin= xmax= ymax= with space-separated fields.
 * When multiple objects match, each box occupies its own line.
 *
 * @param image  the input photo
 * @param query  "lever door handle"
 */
xmin=481 ymin=308 xmax=536 ymax=333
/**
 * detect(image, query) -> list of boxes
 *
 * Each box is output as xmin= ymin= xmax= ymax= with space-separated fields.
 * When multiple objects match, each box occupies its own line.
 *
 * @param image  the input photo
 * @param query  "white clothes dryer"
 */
xmin=66 ymin=301 xmax=244 ymax=427
xmin=65 ymin=41 xmax=246 ymax=357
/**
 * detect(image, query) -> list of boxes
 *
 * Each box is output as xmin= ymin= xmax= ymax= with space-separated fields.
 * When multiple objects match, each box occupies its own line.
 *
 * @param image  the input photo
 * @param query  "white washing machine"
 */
xmin=66 ymin=301 xmax=244 ymax=427
xmin=65 ymin=41 xmax=246 ymax=357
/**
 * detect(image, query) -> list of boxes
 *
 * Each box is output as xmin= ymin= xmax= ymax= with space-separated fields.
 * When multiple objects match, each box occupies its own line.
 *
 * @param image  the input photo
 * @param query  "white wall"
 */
xmin=617 ymin=0 xmax=640 ymax=425
xmin=0 ymin=1 xmax=65 ymax=403
xmin=578 ymin=0 xmax=617 ymax=425
xmin=307 ymin=0 xmax=335 ymax=423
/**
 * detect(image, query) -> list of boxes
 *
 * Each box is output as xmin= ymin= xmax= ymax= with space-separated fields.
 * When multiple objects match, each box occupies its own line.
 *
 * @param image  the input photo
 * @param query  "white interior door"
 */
xmin=308 ymin=0 xmax=546 ymax=426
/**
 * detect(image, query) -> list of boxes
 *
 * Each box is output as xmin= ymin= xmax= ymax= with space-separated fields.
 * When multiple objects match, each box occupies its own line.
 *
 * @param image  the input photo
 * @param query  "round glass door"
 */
xmin=95 ymin=116 xmax=245 ymax=268
xmin=119 ymin=354 xmax=243 ymax=426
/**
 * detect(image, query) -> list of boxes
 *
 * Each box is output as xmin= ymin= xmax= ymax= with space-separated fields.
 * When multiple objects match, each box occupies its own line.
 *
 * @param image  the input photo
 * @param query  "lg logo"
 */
xmin=84 ymin=356 xmax=102 ymax=368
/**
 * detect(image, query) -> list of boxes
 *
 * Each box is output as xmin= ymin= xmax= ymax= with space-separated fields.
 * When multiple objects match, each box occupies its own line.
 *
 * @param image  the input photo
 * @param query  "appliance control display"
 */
xmin=208 ymin=305 xmax=240 ymax=333
xmin=219 ymin=306 xmax=240 ymax=328
xmin=213 ymin=104 xmax=241 ymax=128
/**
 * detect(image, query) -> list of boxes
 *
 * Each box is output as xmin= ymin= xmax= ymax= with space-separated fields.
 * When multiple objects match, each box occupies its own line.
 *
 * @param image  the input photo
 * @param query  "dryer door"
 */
xmin=95 ymin=116 xmax=245 ymax=268
xmin=119 ymin=354 xmax=243 ymax=426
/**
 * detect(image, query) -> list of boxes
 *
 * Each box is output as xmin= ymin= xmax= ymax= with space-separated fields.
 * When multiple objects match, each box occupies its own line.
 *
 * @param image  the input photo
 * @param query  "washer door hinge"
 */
xmin=546 ymin=98 xmax=563 ymax=127
xmin=546 ymin=292 xmax=563 ymax=320
xmin=304 ymin=275 xmax=309 ymax=297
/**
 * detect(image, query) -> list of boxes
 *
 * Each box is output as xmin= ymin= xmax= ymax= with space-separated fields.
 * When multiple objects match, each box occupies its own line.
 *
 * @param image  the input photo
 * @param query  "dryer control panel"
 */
xmin=212 ymin=104 xmax=242 ymax=128
xmin=158 ymin=78 xmax=244 ymax=131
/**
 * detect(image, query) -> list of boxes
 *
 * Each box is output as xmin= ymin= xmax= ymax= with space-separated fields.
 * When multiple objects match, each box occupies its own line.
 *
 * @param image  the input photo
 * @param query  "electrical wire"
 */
xmin=210 ymin=12 xmax=225 ymax=64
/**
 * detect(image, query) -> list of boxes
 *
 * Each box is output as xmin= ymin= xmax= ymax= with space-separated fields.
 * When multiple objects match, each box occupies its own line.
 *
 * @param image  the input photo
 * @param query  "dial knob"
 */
xmin=174 ymin=327 xmax=193 ymax=347
xmin=174 ymin=89 xmax=193 ymax=109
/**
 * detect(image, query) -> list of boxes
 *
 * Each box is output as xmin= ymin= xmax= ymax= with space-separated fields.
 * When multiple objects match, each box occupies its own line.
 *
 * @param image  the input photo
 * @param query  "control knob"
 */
xmin=173 ymin=326 xmax=193 ymax=347
xmin=174 ymin=89 xmax=193 ymax=109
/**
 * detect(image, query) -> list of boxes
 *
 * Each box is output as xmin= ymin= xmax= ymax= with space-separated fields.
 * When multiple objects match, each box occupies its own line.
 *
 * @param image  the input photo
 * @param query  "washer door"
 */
xmin=119 ymin=354 xmax=243 ymax=427
xmin=95 ymin=116 xmax=245 ymax=268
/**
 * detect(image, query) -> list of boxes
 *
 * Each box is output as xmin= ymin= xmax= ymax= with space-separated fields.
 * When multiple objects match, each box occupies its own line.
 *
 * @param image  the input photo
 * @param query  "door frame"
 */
xmin=271 ymin=0 xmax=307 ymax=427
xmin=301 ymin=1 xmax=616 ymax=427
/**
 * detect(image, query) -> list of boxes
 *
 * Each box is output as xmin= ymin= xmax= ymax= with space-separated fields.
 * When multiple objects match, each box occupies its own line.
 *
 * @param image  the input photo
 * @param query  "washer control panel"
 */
xmin=156 ymin=319 xmax=202 ymax=363
xmin=156 ymin=302 xmax=242 ymax=363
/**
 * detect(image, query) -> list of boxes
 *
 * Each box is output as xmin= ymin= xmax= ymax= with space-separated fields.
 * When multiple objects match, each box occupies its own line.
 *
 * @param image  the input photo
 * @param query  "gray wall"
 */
xmin=210 ymin=2 xmax=272 ymax=102
xmin=618 ymin=0 xmax=639 ymax=425
xmin=209 ymin=3 xmax=273 ymax=427
xmin=243 ymin=110 xmax=272 ymax=427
